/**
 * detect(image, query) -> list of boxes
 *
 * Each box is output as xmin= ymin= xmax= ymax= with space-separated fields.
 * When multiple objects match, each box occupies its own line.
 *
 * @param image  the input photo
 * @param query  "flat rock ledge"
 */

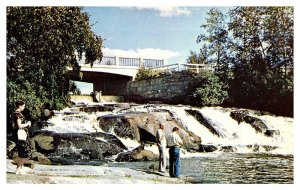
xmin=6 ymin=159 xmax=186 ymax=184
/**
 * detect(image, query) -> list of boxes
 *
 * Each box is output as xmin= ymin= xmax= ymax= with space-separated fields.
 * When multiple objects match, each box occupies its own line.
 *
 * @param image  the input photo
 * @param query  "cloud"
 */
xmin=134 ymin=7 xmax=191 ymax=17
xmin=103 ymin=48 xmax=181 ymax=63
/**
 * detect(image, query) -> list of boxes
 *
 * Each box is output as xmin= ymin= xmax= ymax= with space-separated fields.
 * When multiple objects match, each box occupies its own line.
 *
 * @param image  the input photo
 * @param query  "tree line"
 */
xmin=187 ymin=7 xmax=293 ymax=116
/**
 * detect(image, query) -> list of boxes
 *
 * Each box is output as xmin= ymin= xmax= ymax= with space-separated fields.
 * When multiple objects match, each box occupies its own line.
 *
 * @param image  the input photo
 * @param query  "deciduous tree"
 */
xmin=7 ymin=7 xmax=103 ymax=120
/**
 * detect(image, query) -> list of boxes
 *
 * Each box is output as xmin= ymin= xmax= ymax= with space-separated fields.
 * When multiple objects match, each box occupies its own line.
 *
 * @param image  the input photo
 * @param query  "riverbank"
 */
xmin=6 ymin=159 xmax=186 ymax=184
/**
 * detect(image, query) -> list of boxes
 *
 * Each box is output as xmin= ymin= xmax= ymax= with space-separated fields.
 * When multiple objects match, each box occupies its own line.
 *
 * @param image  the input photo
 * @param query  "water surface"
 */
xmin=107 ymin=153 xmax=293 ymax=184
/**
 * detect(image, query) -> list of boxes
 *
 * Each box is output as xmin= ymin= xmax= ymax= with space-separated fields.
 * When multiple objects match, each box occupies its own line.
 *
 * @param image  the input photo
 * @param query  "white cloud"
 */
xmin=134 ymin=7 xmax=191 ymax=17
xmin=103 ymin=47 xmax=181 ymax=63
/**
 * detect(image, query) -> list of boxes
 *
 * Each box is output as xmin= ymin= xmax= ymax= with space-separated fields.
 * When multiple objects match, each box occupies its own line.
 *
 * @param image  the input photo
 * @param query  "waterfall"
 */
xmin=164 ymin=106 xmax=293 ymax=154
xmin=42 ymin=104 xmax=293 ymax=155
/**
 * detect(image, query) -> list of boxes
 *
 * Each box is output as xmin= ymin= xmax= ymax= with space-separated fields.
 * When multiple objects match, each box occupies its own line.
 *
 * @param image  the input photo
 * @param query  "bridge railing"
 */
xmin=119 ymin=57 xmax=140 ymax=67
xmin=144 ymin=59 xmax=164 ymax=67
xmin=93 ymin=56 xmax=165 ymax=68
xmin=98 ymin=56 xmax=117 ymax=65
xmin=149 ymin=63 xmax=216 ymax=73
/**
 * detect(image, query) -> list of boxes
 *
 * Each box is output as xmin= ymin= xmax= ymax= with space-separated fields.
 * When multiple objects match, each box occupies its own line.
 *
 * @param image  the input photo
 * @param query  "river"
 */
xmin=42 ymin=103 xmax=294 ymax=184
xmin=106 ymin=153 xmax=293 ymax=184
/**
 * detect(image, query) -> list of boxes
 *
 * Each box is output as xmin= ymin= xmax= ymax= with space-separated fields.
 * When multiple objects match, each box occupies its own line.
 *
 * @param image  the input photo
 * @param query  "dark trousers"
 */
xmin=169 ymin=146 xmax=180 ymax=177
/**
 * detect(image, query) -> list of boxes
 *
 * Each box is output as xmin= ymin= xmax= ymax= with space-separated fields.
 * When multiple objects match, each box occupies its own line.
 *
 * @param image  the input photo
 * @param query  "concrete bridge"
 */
xmin=68 ymin=55 xmax=215 ymax=97
xmin=68 ymin=56 xmax=165 ymax=96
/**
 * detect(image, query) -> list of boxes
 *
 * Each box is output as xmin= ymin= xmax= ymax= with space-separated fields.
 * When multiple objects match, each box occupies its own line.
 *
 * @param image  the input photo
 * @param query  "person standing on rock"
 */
xmin=11 ymin=100 xmax=32 ymax=175
xmin=156 ymin=123 xmax=167 ymax=173
xmin=167 ymin=127 xmax=183 ymax=178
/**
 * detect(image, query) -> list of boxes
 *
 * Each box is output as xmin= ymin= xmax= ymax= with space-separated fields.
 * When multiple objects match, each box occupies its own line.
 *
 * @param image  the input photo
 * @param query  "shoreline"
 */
xmin=6 ymin=159 xmax=187 ymax=184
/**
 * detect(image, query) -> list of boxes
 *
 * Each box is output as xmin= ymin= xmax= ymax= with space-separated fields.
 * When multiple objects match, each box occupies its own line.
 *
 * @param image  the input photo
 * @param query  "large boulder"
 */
xmin=30 ymin=131 xmax=127 ymax=164
xmin=98 ymin=111 xmax=202 ymax=152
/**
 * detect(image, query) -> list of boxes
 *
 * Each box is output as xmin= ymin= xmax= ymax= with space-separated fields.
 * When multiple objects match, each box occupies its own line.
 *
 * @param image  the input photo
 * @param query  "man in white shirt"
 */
xmin=167 ymin=127 xmax=183 ymax=178
xmin=156 ymin=124 xmax=167 ymax=172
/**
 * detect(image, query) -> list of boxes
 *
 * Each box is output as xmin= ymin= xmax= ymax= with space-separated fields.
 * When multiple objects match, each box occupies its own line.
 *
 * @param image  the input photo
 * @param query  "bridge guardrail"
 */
xmin=149 ymin=63 xmax=215 ymax=73
xmin=93 ymin=56 xmax=164 ymax=68
xmin=82 ymin=56 xmax=215 ymax=74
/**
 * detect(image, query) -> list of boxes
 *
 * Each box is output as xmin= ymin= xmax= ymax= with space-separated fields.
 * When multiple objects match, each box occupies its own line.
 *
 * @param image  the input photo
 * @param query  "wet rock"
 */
xmin=186 ymin=109 xmax=225 ymax=138
xmin=247 ymin=144 xmax=260 ymax=152
xmin=246 ymin=144 xmax=278 ymax=152
xmin=98 ymin=112 xmax=202 ymax=152
xmin=78 ymin=105 xmax=114 ymax=112
xmin=230 ymin=110 xmax=269 ymax=134
xmin=62 ymin=115 xmax=89 ymax=122
xmin=220 ymin=146 xmax=237 ymax=152
xmin=264 ymin=130 xmax=280 ymax=137
xmin=29 ymin=131 xmax=127 ymax=164
xmin=199 ymin=144 xmax=218 ymax=152
xmin=262 ymin=145 xmax=278 ymax=152
xmin=41 ymin=109 xmax=54 ymax=121
xmin=115 ymin=145 xmax=158 ymax=162
xmin=230 ymin=110 xmax=250 ymax=124
xmin=31 ymin=133 xmax=56 ymax=153
xmin=98 ymin=114 xmax=136 ymax=139
xmin=244 ymin=115 xmax=268 ymax=133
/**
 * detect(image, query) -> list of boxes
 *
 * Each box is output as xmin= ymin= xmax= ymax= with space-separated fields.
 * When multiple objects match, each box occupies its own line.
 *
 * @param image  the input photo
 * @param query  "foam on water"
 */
xmin=42 ymin=104 xmax=293 ymax=155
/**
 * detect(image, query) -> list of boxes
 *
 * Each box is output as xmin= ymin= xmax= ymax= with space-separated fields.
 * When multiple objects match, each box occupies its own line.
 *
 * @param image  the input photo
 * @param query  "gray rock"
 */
xmin=6 ymin=140 xmax=16 ymax=159
xmin=230 ymin=110 xmax=269 ymax=134
xmin=29 ymin=131 xmax=127 ymax=164
xmin=116 ymin=145 xmax=158 ymax=162
xmin=98 ymin=111 xmax=202 ymax=152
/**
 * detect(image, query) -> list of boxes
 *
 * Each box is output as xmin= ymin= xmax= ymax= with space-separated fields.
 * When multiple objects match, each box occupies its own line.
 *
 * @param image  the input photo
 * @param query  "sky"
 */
xmin=83 ymin=6 xmax=231 ymax=65
xmin=76 ymin=6 xmax=233 ymax=94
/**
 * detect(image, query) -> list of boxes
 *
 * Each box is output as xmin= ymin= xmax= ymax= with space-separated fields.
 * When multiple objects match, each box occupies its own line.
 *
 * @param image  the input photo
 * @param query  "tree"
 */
xmin=189 ymin=7 xmax=293 ymax=116
xmin=197 ymin=8 xmax=231 ymax=82
xmin=228 ymin=7 xmax=293 ymax=115
xmin=187 ymin=45 xmax=209 ymax=64
xmin=7 ymin=7 xmax=103 ymax=120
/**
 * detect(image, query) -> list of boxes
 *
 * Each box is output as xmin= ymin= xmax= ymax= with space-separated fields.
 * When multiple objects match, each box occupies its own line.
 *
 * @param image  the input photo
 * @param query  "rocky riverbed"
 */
xmin=6 ymin=159 xmax=186 ymax=184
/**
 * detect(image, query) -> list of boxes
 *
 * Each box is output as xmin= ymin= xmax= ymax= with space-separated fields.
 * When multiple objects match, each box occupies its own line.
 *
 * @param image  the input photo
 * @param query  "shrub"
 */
xmin=186 ymin=71 xmax=228 ymax=106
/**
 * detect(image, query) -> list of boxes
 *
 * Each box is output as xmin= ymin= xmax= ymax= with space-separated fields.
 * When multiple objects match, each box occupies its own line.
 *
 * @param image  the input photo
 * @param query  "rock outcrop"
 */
xmin=37 ymin=131 xmax=125 ymax=163
xmin=230 ymin=110 xmax=278 ymax=136
xmin=98 ymin=111 xmax=202 ymax=152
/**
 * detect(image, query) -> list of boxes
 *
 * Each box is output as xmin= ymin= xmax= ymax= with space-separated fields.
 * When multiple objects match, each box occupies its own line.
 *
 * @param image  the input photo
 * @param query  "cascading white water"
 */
xmin=153 ymin=105 xmax=293 ymax=154
xmin=42 ymin=104 xmax=293 ymax=155
xmin=43 ymin=107 xmax=111 ymax=133
xmin=256 ymin=115 xmax=293 ymax=154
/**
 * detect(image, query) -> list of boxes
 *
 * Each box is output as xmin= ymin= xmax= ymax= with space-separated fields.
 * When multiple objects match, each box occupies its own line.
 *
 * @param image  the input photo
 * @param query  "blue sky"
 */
xmin=83 ymin=6 xmax=231 ymax=65
xmin=76 ymin=6 xmax=233 ymax=94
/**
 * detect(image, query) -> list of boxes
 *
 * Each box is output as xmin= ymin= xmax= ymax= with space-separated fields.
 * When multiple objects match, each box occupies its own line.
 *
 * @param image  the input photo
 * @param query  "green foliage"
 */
xmin=135 ymin=65 xmax=160 ymax=81
xmin=7 ymin=7 xmax=103 ymax=120
xmin=190 ymin=7 xmax=293 ymax=116
xmin=227 ymin=7 xmax=293 ymax=116
xmin=187 ymin=71 xmax=228 ymax=106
